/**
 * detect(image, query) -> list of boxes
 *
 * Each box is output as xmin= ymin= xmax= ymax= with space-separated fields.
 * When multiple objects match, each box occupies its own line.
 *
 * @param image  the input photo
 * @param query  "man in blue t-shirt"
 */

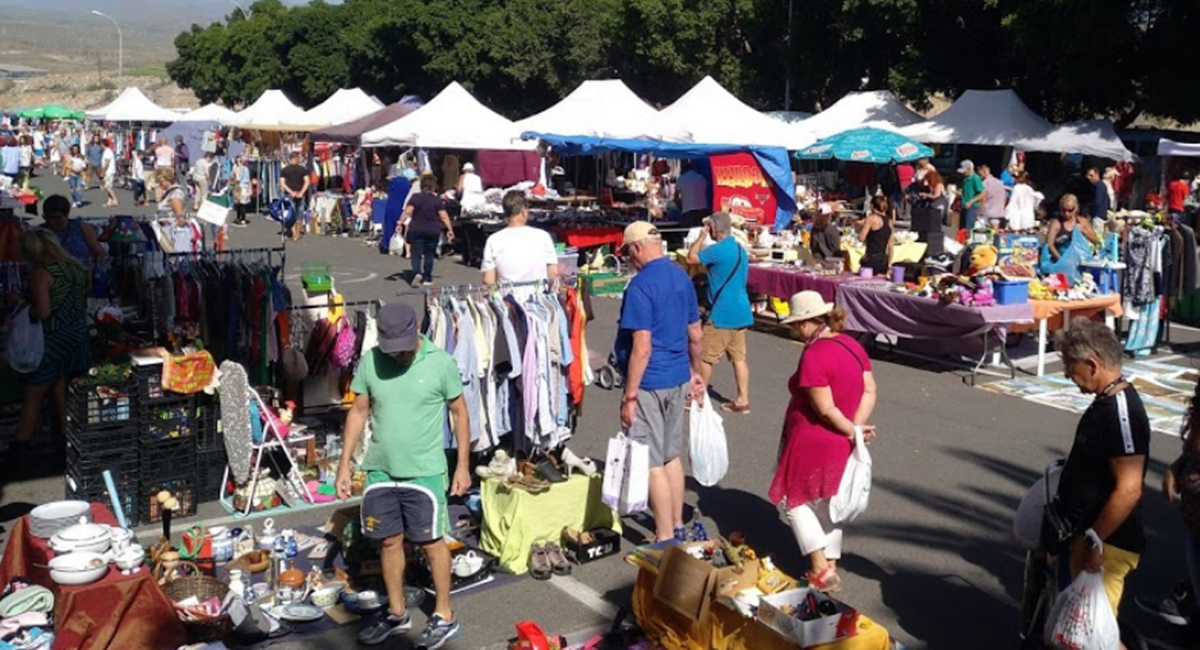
xmin=687 ymin=211 xmax=752 ymax=414
xmin=615 ymin=221 xmax=705 ymax=542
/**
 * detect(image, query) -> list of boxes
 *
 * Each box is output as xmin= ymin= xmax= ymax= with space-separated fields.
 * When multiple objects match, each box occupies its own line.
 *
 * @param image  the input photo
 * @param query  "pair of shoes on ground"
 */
xmin=529 ymin=541 xmax=571 ymax=580
xmin=358 ymin=610 xmax=460 ymax=649
xmin=1135 ymin=580 xmax=1194 ymax=626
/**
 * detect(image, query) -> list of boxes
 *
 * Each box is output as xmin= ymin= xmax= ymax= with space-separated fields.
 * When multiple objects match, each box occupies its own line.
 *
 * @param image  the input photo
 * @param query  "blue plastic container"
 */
xmin=994 ymin=280 xmax=1029 ymax=305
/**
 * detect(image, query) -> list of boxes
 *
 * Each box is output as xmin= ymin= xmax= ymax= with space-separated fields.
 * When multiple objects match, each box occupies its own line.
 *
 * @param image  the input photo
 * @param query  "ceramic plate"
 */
xmin=30 ymin=501 xmax=90 ymax=522
xmin=279 ymin=603 xmax=325 ymax=622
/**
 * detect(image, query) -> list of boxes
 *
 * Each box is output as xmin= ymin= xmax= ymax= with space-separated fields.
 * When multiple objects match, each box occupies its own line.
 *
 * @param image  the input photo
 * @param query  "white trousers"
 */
xmin=786 ymin=501 xmax=843 ymax=559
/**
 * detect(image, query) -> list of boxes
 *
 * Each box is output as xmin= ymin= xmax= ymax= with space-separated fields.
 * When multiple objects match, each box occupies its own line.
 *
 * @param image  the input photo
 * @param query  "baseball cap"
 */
xmin=956 ymin=160 xmax=974 ymax=174
xmin=377 ymin=303 xmax=419 ymax=354
xmin=621 ymin=221 xmax=659 ymax=251
xmin=463 ymin=162 xmax=475 ymax=172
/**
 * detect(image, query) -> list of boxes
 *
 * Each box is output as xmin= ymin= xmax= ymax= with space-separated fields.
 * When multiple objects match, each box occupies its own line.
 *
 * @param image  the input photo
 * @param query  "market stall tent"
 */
xmin=517 ymin=79 xmax=691 ymax=144
xmin=362 ymin=82 xmax=533 ymax=150
xmin=901 ymin=89 xmax=1054 ymax=146
xmin=797 ymin=127 xmax=933 ymax=164
xmin=228 ymin=89 xmax=308 ymax=130
xmin=85 ymin=87 xmax=179 ymax=123
xmin=17 ymin=104 xmax=84 ymax=120
xmin=176 ymin=103 xmax=238 ymax=123
xmin=1158 ymin=138 xmax=1200 ymax=157
xmin=311 ymin=102 xmax=418 ymax=145
xmin=659 ymin=76 xmax=810 ymax=150
xmin=792 ymin=90 xmax=924 ymax=142
xmin=301 ymin=88 xmax=384 ymax=129
xmin=1019 ymin=119 xmax=1135 ymax=161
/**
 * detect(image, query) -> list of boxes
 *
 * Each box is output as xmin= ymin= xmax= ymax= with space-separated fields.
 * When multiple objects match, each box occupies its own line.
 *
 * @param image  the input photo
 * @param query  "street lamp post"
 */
xmin=91 ymin=10 xmax=122 ymax=83
xmin=225 ymin=0 xmax=252 ymax=19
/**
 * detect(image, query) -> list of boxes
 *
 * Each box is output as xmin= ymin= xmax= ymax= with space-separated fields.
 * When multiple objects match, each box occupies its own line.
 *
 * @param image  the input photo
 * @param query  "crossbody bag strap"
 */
xmin=818 ymin=335 xmax=864 ymax=372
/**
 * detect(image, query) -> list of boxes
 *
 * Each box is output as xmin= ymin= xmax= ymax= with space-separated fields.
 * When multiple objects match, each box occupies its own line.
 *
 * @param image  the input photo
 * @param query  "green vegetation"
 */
xmin=165 ymin=0 xmax=1200 ymax=126
xmin=124 ymin=66 xmax=171 ymax=79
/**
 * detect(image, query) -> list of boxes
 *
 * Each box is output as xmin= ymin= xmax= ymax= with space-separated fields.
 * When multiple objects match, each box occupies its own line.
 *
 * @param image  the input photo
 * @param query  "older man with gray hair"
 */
xmin=1042 ymin=318 xmax=1149 ymax=625
xmin=686 ymin=211 xmax=752 ymax=413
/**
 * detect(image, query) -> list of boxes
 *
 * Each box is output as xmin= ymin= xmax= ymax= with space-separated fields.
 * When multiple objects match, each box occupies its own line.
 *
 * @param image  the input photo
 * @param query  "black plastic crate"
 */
xmin=133 ymin=362 xmax=170 ymax=403
xmin=194 ymin=396 xmax=223 ymax=453
xmin=65 ymin=421 xmax=138 ymax=455
xmin=140 ymin=435 xmax=197 ymax=481
xmin=195 ymin=448 xmax=228 ymax=502
xmin=139 ymin=396 xmax=198 ymax=442
xmin=139 ymin=477 xmax=197 ymax=524
xmin=66 ymin=441 xmax=139 ymax=481
xmin=65 ymin=474 xmax=139 ymax=528
xmin=66 ymin=379 xmax=137 ymax=430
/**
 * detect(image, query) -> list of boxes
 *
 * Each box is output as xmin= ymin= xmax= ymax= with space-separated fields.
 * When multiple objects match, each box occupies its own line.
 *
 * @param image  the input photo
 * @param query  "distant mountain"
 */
xmin=0 ymin=0 xmax=329 ymax=33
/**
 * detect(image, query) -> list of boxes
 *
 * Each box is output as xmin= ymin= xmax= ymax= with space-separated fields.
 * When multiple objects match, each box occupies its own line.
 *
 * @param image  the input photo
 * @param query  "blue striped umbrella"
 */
xmin=796 ymin=127 xmax=933 ymax=163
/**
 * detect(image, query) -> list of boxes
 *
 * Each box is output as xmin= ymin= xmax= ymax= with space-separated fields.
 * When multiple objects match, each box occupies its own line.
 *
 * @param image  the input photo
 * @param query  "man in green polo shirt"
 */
xmin=337 ymin=303 xmax=470 ymax=649
xmin=958 ymin=159 xmax=984 ymax=231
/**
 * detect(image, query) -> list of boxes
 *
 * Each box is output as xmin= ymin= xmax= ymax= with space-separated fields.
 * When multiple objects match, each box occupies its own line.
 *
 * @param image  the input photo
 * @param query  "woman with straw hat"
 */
xmin=769 ymin=291 xmax=878 ymax=592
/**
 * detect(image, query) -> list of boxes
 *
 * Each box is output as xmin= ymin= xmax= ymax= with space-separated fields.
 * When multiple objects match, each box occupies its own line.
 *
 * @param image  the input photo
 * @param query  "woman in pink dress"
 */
xmin=769 ymin=291 xmax=877 ymax=591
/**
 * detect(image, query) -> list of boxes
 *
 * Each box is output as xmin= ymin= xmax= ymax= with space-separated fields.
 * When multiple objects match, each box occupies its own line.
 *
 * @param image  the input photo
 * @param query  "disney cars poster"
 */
xmin=709 ymin=153 xmax=777 ymax=228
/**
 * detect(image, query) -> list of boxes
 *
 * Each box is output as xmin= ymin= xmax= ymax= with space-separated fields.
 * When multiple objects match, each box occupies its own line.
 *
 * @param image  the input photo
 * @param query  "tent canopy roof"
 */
xmin=1158 ymin=138 xmax=1200 ymax=158
xmin=176 ymin=103 xmax=237 ymax=123
xmin=229 ymin=89 xmax=307 ymax=129
xmin=301 ymin=88 xmax=384 ymax=129
xmin=660 ymin=76 xmax=808 ymax=149
xmin=86 ymin=87 xmax=179 ymax=123
xmin=793 ymin=90 xmax=923 ymax=142
xmin=518 ymin=79 xmax=690 ymax=143
xmin=901 ymin=89 xmax=1054 ymax=146
xmin=311 ymin=102 xmax=418 ymax=145
xmin=1020 ymin=119 xmax=1134 ymax=161
xmin=362 ymin=82 xmax=533 ymax=150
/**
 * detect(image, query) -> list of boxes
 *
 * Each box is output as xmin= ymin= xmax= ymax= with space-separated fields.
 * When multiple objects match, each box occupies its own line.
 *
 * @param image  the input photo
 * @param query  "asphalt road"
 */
xmin=2 ymin=175 xmax=1197 ymax=649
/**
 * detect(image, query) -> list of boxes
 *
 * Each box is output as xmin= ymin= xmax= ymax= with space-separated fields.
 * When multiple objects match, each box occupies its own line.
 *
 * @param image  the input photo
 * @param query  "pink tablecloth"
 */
xmin=746 ymin=265 xmax=863 ymax=303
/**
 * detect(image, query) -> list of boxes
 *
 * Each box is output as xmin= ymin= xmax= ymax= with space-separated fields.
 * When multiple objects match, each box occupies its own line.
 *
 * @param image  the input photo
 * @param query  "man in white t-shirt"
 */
xmin=481 ymin=191 xmax=559 ymax=284
xmin=675 ymin=160 xmax=709 ymax=228
xmin=100 ymin=142 xmax=118 ymax=207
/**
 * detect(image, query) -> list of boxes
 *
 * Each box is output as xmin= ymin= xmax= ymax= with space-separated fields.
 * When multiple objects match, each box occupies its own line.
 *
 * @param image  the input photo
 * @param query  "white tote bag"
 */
xmin=196 ymin=199 xmax=230 ymax=227
xmin=5 ymin=303 xmax=44 ymax=374
xmin=688 ymin=396 xmax=729 ymax=487
xmin=829 ymin=427 xmax=872 ymax=524
xmin=601 ymin=432 xmax=649 ymax=514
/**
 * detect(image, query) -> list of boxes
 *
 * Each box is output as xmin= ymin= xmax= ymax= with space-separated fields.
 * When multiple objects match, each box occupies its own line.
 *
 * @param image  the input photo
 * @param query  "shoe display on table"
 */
xmin=535 ymin=458 xmax=567 ymax=483
xmin=503 ymin=474 xmax=550 ymax=494
xmin=543 ymin=541 xmax=572 ymax=576
xmin=416 ymin=613 xmax=460 ymax=650
xmin=357 ymin=610 xmax=412 ymax=645
xmin=560 ymin=448 xmax=598 ymax=477
xmin=529 ymin=543 xmax=553 ymax=580
xmin=475 ymin=449 xmax=516 ymax=479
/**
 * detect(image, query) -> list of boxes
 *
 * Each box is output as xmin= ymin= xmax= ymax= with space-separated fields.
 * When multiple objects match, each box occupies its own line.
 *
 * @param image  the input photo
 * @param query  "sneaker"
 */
xmin=673 ymin=526 xmax=687 ymax=542
xmin=476 ymin=449 xmax=516 ymax=479
xmin=416 ymin=613 xmax=460 ymax=650
xmin=357 ymin=611 xmax=412 ymax=645
xmin=1135 ymin=592 xmax=1192 ymax=627
xmin=411 ymin=274 xmax=424 ymax=288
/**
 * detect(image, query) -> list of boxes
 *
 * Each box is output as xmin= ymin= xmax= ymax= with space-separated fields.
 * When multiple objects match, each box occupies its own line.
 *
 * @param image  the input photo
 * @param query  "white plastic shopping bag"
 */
xmin=601 ymin=432 xmax=649 ymax=514
xmin=829 ymin=427 xmax=872 ymax=523
xmin=1013 ymin=459 xmax=1064 ymax=550
xmin=688 ymin=396 xmax=729 ymax=487
xmin=1044 ymin=561 xmax=1119 ymax=650
xmin=388 ymin=231 xmax=406 ymax=255
xmin=5 ymin=303 xmax=43 ymax=374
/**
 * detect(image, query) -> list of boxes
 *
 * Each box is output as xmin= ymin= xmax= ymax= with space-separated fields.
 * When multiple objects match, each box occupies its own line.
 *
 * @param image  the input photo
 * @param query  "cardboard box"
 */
xmin=563 ymin=528 xmax=621 ymax=565
xmin=323 ymin=505 xmax=361 ymax=546
xmin=653 ymin=542 xmax=760 ymax=622
xmin=757 ymin=588 xmax=859 ymax=648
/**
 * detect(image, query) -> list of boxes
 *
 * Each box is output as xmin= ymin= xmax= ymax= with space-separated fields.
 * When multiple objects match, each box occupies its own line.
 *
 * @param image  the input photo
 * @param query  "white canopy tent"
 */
xmin=301 ymin=88 xmax=384 ymax=129
xmin=516 ymin=79 xmax=691 ymax=143
xmin=792 ymin=90 xmax=923 ymax=142
xmin=659 ymin=76 xmax=809 ymax=149
xmin=228 ymin=89 xmax=308 ymax=130
xmin=1158 ymin=138 xmax=1200 ymax=157
xmin=362 ymin=81 xmax=533 ymax=150
xmin=175 ymin=103 xmax=238 ymax=123
xmin=1019 ymin=119 xmax=1135 ymax=161
xmin=86 ymin=87 xmax=179 ymax=123
xmin=902 ymin=89 xmax=1055 ymax=146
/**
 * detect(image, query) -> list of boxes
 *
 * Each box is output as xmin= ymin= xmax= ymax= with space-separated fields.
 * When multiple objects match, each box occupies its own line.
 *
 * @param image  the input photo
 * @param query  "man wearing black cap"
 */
xmin=337 ymin=303 xmax=471 ymax=649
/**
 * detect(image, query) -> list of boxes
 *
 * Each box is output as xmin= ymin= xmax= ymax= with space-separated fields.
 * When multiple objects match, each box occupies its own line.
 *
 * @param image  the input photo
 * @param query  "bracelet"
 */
xmin=624 ymin=395 xmax=638 ymax=404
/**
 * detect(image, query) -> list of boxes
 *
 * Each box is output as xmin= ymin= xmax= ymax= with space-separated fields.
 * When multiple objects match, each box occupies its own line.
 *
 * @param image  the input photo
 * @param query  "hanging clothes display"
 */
xmin=1123 ymin=224 xmax=1171 ymax=354
xmin=421 ymin=280 xmax=588 ymax=454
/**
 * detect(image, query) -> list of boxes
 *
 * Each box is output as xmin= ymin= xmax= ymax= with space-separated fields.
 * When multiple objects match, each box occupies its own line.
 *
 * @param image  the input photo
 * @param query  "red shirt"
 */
xmin=1168 ymin=180 xmax=1190 ymax=212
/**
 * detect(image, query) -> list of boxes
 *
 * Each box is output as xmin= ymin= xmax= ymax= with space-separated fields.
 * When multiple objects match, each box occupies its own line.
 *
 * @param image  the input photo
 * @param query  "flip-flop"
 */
xmin=721 ymin=402 xmax=751 ymax=415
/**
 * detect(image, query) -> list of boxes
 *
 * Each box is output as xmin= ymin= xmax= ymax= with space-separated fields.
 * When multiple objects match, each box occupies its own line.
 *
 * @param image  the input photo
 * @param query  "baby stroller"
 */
xmin=593 ymin=350 xmax=621 ymax=390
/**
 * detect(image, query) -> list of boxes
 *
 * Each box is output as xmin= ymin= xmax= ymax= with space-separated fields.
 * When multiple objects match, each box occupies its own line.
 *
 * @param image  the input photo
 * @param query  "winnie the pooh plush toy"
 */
xmin=967 ymin=244 xmax=999 ymax=276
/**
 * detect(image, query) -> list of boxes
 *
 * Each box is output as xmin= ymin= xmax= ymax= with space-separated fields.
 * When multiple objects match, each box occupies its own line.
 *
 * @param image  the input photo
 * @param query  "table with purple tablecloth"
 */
xmin=746 ymin=264 xmax=864 ymax=303
xmin=837 ymin=283 xmax=1034 ymax=339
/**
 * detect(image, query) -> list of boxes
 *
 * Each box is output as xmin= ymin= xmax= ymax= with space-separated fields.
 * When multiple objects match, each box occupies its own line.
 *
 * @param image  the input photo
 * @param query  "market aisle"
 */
xmin=2 ymin=175 xmax=1197 ymax=648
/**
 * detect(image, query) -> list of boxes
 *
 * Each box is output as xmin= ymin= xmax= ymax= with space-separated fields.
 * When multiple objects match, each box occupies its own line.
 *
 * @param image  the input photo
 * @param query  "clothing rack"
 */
xmin=165 ymin=246 xmax=286 ymax=269
xmin=394 ymin=276 xmax=576 ymax=298
xmin=286 ymin=299 xmax=382 ymax=313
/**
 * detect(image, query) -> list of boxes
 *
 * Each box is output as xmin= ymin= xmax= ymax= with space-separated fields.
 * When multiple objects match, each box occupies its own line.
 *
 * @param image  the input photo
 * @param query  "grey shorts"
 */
xmin=629 ymin=382 xmax=688 ymax=467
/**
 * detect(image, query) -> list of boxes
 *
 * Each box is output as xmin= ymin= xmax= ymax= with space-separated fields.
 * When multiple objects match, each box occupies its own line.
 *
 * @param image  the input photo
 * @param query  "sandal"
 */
xmin=503 ymin=474 xmax=550 ymax=494
xmin=721 ymin=402 xmax=751 ymax=415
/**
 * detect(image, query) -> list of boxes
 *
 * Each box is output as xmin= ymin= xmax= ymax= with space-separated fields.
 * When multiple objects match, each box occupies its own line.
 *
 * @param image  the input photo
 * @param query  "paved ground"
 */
xmin=2 ymin=176 xmax=1198 ymax=649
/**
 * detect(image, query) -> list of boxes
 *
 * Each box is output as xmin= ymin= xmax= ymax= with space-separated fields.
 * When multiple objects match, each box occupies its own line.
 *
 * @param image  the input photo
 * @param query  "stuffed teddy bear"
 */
xmin=968 ymin=244 xmax=999 ymax=276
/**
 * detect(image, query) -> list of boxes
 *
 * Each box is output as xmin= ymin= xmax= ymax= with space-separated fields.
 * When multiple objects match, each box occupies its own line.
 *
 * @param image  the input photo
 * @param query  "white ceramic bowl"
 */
xmin=114 ymin=546 xmax=145 ymax=572
xmin=310 ymin=583 xmax=344 ymax=608
xmin=48 ymin=551 xmax=109 ymax=585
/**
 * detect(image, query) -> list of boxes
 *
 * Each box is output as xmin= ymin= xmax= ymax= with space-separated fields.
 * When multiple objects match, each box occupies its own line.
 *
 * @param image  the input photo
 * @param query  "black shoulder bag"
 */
xmin=699 ymin=246 xmax=745 ymax=325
